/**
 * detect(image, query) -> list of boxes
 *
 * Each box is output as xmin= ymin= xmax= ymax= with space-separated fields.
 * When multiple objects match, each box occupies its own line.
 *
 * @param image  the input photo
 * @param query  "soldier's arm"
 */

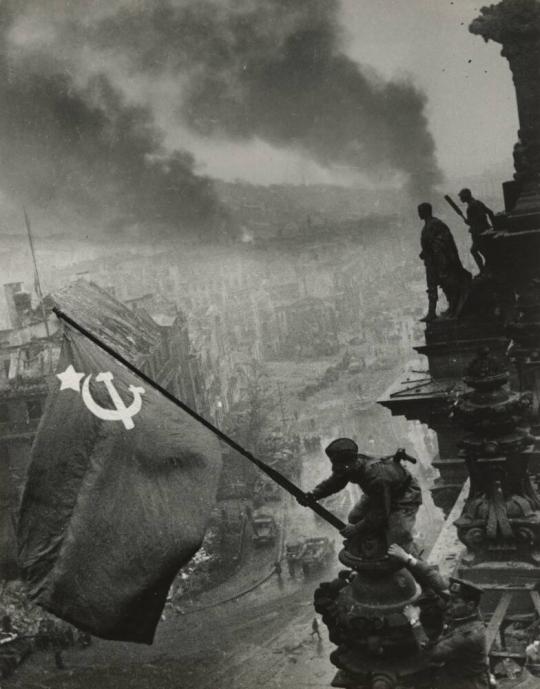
xmin=408 ymin=558 xmax=449 ymax=597
xmin=389 ymin=546 xmax=450 ymax=598
xmin=380 ymin=481 xmax=392 ymax=520
xmin=429 ymin=629 xmax=467 ymax=664
xmin=485 ymin=204 xmax=496 ymax=224
xmin=443 ymin=224 xmax=460 ymax=254
xmin=410 ymin=621 xmax=431 ymax=651
xmin=402 ymin=605 xmax=430 ymax=651
xmin=311 ymin=473 xmax=349 ymax=500
xmin=420 ymin=233 xmax=430 ymax=261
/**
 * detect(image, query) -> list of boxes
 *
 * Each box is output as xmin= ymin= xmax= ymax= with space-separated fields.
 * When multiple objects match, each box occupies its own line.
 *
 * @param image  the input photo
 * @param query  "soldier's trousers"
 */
xmin=425 ymin=265 xmax=438 ymax=303
xmin=348 ymin=497 xmax=419 ymax=551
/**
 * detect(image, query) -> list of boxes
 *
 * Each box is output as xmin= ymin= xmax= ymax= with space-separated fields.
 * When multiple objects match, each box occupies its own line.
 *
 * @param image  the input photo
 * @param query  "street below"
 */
xmin=7 ymin=363 xmax=442 ymax=689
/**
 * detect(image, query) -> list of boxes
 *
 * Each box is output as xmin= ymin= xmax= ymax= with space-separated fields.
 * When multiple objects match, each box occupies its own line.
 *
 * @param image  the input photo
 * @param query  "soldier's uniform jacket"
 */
xmin=429 ymin=616 xmax=489 ymax=689
xmin=466 ymin=199 xmax=493 ymax=238
xmin=311 ymin=455 xmax=422 ymax=517
xmin=406 ymin=559 xmax=488 ymax=688
xmin=420 ymin=217 xmax=465 ymax=283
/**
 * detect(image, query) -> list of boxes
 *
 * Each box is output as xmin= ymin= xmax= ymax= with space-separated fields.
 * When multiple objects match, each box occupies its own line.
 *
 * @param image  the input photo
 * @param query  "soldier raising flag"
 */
xmin=17 ymin=282 xmax=345 ymax=644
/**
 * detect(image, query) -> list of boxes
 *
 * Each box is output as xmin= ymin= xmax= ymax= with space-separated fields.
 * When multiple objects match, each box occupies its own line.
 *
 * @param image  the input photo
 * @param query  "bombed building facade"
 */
xmin=0 ymin=280 xmax=236 ymax=580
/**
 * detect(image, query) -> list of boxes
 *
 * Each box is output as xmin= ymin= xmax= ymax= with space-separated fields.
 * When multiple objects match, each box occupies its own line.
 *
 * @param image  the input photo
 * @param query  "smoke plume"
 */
xmin=0 ymin=3 xmax=225 ymax=240
xmin=89 ymin=0 xmax=443 ymax=195
xmin=1 ymin=0 xmax=442 ymax=240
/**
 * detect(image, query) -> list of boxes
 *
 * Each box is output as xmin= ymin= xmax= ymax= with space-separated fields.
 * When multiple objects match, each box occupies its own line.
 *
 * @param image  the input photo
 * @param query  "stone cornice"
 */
xmin=470 ymin=0 xmax=540 ymax=44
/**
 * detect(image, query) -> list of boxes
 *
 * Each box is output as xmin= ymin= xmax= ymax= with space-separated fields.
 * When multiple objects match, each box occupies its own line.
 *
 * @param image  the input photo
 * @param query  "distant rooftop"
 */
xmin=52 ymin=279 xmax=161 ymax=364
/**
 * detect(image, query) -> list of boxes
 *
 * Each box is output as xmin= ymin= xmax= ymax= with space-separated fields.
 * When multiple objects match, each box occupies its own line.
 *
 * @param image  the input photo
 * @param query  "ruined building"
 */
xmin=317 ymin=2 xmax=540 ymax=687
xmin=0 ymin=280 xmax=214 ymax=579
xmin=378 ymin=0 xmax=540 ymax=675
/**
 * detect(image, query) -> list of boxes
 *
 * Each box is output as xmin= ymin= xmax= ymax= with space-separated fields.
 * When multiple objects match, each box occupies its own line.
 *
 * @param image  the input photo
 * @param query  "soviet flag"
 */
xmin=17 ymin=322 xmax=222 ymax=644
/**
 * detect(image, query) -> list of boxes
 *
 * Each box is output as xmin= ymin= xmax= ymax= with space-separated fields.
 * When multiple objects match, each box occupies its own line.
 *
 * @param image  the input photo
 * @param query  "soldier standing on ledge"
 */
xmin=458 ymin=188 xmax=495 ymax=274
xmin=418 ymin=202 xmax=471 ymax=322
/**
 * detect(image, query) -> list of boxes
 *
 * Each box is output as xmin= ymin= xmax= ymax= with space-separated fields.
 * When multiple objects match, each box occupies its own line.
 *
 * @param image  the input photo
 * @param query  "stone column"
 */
xmin=507 ymin=282 xmax=540 ymax=430
xmin=452 ymin=348 xmax=540 ymax=612
xmin=314 ymin=530 xmax=431 ymax=689
xmin=470 ymin=1 xmax=540 ymax=213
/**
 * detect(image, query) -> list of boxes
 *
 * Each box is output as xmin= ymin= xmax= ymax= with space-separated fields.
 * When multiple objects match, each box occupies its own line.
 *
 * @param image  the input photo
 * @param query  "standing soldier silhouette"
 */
xmin=418 ymin=202 xmax=471 ymax=322
xmin=458 ymin=188 xmax=495 ymax=274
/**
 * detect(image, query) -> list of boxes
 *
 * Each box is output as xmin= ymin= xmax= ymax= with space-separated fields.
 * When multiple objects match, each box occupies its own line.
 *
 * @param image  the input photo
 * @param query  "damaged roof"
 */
xmin=52 ymin=279 xmax=162 ymax=365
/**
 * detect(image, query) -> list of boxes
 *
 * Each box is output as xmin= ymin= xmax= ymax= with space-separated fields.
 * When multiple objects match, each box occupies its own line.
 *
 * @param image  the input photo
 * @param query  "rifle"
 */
xmin=444 ymin=194 xmax=467 ymax=222
xmin=393 ymin=448 xmax=417 ymax=464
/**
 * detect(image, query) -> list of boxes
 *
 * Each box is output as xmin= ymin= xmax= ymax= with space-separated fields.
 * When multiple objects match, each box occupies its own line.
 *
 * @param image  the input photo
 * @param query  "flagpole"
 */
xmin=52 ymin=306 xmax=346 ymax=532
xmin=23 ymin=208 xmax=50 ymax=338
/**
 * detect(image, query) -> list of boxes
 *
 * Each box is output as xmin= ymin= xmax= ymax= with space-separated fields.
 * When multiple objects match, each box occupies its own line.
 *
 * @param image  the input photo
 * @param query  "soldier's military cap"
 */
xmin=325 ymin=438 xmax=358 ymax=461
xmin=448 ymin=577 xmax=484 ymax=604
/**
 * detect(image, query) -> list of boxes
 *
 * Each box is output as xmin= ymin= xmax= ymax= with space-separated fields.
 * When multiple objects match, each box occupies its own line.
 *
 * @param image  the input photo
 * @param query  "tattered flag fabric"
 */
xmin=17 ymin=323 xmax=222 ymax=644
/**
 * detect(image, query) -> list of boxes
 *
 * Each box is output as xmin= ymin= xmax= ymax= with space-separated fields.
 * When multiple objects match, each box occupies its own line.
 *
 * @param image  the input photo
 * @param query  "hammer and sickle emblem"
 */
xmin=81 ymin=372 xmax=145 ymax=430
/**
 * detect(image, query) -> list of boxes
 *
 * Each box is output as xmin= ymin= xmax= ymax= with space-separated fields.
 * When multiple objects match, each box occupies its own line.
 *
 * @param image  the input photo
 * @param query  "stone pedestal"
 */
xmin=314 ymin=535 xmax=431 ymax=689
xmin=378 ymin=313 xmax=510 ymax=515
xmin=451 ymin=348 xmax=540 ymax=611
xmin=358 ymin=3 xmax=540 ymax=680
xmin=508 ymin=282 xmax=540 ymax=443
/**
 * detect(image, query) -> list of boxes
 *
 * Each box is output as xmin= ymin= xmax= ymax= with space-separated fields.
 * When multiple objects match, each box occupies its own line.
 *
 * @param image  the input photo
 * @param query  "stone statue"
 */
xmin=418 ymin=202 xmax=472 ymax=322
xmin=300 ymin=438 xmax=422 ymax=552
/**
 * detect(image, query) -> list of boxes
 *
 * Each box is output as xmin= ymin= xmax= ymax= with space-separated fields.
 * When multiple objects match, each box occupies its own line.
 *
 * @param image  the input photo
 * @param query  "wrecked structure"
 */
xmin=311 ymin=2 xmax=540 ymax=687
xmin=373 ymin=1 xmax=540 ymax=685
xmin=0 ymin=280 xmax=236 ymax=581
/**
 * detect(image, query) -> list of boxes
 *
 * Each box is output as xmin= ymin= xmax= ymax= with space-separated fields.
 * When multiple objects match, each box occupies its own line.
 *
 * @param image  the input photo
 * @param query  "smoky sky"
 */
xmin=2 ymin=0 xmax=442 ymax=239
xmin=91 ymin=0 xmax=443 ymax=196
xmin=0 ymin=3 xmax=225 ymax=239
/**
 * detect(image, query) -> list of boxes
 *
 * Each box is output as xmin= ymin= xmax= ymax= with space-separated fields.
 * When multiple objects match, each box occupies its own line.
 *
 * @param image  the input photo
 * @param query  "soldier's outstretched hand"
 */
xmin=340 ymin=523 xmax=359 ymax=539
xmin=387 ymin=543 xmax=409 ymax=564
xmin=296 ymin=492 xmax=315 ymax=507
xmin=402 ymin=604 xmax=421 ymax=625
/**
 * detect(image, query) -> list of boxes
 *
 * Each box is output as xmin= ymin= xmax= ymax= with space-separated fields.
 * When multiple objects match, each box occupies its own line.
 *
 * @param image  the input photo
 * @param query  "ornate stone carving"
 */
xmin=452 ymin=348 xmax=539 ymax=564
xmin=313 ymin=530 xmax=431 ymax=688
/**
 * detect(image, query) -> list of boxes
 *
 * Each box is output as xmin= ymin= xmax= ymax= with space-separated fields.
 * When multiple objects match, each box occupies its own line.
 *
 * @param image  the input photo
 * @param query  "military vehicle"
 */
xmin=284 ymin=541 xmax=305 ymax=577
xmin=300 ymin=537 xmax=335 ymax=576
xmin=252 ymin=513 xmax=278 ymax=547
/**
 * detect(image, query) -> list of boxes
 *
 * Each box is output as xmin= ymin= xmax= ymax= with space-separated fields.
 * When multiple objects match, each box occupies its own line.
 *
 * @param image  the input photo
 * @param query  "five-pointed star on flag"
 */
xmin=57 ymin=365 xmax=85 ymax=392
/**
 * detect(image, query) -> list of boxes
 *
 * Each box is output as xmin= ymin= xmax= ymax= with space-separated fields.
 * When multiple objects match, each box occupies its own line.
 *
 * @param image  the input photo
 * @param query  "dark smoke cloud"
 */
xmin=2 ymin=0 xmax=442 ymax=242
xmin=89 ymin=0 xmax=443 ymax=196
xmin=0 ymin=3 xmax=225 ymax=239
